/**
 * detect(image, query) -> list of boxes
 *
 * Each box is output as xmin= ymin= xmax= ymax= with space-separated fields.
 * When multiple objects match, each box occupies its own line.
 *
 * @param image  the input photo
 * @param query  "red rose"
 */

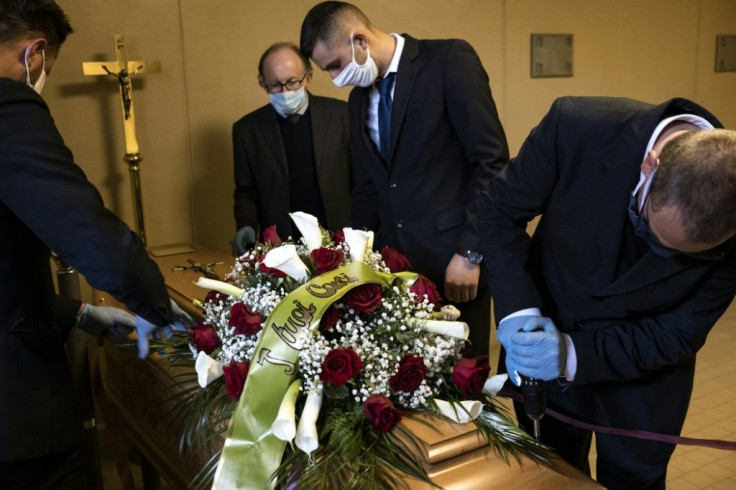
xmin=310 ymin=247 xmax=345 ymax=275
xmin=381 ymin=245 xmax=413 ymax=272
xmin=228 ymin=302 xmax=262 ymax=336
xmin=452 ymin=355 xmax=490 ymax=397
xmin=191 ymin=323 xmax=219 ymax=354
xmin=320 ymin=348 xmax=362 ymax=386
xmin=364 ymin=394 xmax=402 ymax=433
xmin=223 ymin=360 xmax=250 ymax=401
xmin=347 ymin=283 xmax=383 ymax=313
xmin=319 ymin=305 xmax=340 ymax=332
xmin=410 ymin=275 xmax=442 ymax=309
xmin=262 ymin=224 xmax=282 ymax=246
xmin=389 ymin=355 xmax=427 ymax=393
xmin=258 ymin=260 xmax=287 ymax=278
xmin=330 ymin=230 xmax=345 ymax=244
xmin=204 ymin=290 xmax=227 ymax=304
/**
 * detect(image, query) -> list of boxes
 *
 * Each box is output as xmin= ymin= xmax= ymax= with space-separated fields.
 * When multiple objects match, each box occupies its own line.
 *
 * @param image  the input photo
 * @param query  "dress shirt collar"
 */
xmin=383 ymin=34 xmax=405 ymax=79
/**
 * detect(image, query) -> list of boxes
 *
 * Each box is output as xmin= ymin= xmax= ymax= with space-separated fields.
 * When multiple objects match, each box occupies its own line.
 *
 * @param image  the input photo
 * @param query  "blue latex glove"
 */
xmin=497 ymin=315 xmax=549 ymax=385
xmin=505 ymin=317 xmax=566 ymax=385
xmin=76 ymin=304 xmax=136 ymax=338
xmin=233 ymin=226 xmax=256 ymax=256
xmin=136 ymin=299 xmax=193 ymax=358
xmin=497 ymin=315 xmax=545 ymax=350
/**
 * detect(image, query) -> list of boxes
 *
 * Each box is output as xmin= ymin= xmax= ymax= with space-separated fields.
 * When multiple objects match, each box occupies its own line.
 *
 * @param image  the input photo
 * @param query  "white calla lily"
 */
xmin=194 ymin=351 xmax=225 ymax=388
xmin=289 ymin=212 xmax=323 ymax=252
xmin=342 ymin=227 xmax=372 ymax=262
xmin=435 ymin=399 xmax=483 ymax=424
xmin=263 ymin=244 xmax=309 ymax=281
xmin=482 ymin=374 xmax=509 ymax=396
xmin=365 ymin=230 xmax=375 ymax=254
xmin=295 ymin=384 xmax=323 ymax=454
xmin=421 ymin=320 xmax=469 ymax=340
xmin=195 ymin=277 xmax=243 ymax=299
xmin=271 ymin=380 xmax=302 ymax=441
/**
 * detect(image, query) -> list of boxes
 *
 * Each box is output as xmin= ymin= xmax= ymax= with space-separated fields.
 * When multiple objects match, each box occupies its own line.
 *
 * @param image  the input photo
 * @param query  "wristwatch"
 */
xmin=459 ymin=249 xmax=483 ymax=265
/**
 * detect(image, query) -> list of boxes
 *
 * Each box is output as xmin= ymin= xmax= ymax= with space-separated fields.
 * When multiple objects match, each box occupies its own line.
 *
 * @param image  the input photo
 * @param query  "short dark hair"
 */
xmin=300 ymin=1 xmax=371 ymax=59
xmin=650 ymin=129 xmax=736 ymax=244
xmin=0 ymin=0 xmax=73 ymax=52
xmin=257 ymin=42 xmax=312 ymax=80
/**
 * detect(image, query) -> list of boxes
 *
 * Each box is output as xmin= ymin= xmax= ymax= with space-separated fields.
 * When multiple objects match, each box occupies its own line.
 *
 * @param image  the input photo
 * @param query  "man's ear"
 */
xmin=352 ymin=32 xmax=369 ymax=50
xmin=304 ymin=71 xmax=313 ymax=87
xmin=641 ymin=150 xmax=659 ymax=177
xmin=22 ymin=38 xmax=48 ymax=66
xmin=257 ymin=74 xmax=267 ymax=91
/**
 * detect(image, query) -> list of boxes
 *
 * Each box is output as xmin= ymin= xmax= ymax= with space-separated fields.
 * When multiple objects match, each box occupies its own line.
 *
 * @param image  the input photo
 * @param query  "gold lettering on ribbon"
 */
xmin=256 ymin=347 xmax=296 ymax=375
xmin=306 ymin=273 xmax=359 ymax=298
xmin=272 ymin=300 xmax=316 ymax=348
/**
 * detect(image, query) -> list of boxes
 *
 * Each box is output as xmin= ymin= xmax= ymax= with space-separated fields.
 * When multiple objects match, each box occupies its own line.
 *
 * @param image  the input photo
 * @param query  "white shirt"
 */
xmin=367 ymin=34 xmax=405 ymax=149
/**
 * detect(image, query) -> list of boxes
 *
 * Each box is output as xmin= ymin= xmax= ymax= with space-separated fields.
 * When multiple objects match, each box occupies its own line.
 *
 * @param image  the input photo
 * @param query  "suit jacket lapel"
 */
xmin=255 ymin=106 xmax=288 ymax=178
xmin=309 ymin=95 xmax=327 ymax=174
xmin=588 ymin=122 xmax=648 ymax=287
xmin=353 ymin=86 xmax=383 ymax=165
xmin=592 ymin=105 xmax=693 ymax=297
xmin=388 ymin=35 xmax=419 ymax=166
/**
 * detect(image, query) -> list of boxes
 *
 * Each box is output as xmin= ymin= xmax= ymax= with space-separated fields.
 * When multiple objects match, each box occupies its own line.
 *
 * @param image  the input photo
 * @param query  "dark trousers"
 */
xmin=513 ymin=385 xmax=673 ymax=490
xmin=0 ymin=445 xmax=87 ymax=490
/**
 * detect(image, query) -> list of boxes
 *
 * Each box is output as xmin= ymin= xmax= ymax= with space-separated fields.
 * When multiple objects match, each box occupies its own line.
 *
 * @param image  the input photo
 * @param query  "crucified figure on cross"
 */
xmin=100 ymin=63 xmax=142 ymax=120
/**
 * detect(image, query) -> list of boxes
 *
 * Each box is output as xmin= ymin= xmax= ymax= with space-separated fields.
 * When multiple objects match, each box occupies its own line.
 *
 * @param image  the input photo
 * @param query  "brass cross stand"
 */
xmin=83 ymin=35 xmax=161 ymax=245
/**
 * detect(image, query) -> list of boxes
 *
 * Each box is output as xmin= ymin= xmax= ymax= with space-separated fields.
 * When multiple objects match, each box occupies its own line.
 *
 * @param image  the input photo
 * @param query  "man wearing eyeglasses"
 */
xmin=232 ymin=42 xmax=351 ymax=253
xmin=480 ymin=96 xmax=736 ymax=488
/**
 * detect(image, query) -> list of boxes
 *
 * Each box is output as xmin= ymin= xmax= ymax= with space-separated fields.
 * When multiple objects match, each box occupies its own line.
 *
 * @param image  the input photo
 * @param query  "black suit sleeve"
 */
xmin=55 ymin=295 xmax=82 ymax=342
xmin=444 ymin=40 xmax=509 ymax=253
xmin=0 ymin=89 xmax=172 ymax=325
xmin=571 ymin=254 xmax=736 ymax=385
xmin=479 ymin=98 xmax=562 ymax=319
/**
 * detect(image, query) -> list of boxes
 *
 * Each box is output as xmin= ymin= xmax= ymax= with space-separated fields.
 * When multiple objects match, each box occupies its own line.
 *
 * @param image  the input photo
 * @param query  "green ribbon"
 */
xmin=213 ymin=262 xmax=414 ymax=489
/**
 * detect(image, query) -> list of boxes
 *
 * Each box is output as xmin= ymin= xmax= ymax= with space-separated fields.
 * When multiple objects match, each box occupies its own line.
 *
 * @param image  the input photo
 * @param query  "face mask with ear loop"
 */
xmin=332 ymin=34 xmax=379 ymax=88
xmin=24 ymin=45 xmax=46 ymax=94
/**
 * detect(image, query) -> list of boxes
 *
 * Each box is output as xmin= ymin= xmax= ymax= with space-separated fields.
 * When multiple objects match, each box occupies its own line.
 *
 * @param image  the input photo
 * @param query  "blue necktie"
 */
xmin=376 ymin=72 xmax=395 ymax=161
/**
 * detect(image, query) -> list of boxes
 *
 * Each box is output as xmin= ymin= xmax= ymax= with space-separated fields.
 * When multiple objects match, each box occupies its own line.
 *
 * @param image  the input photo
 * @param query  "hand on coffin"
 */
xmin=233 ymin=226 xmax=256 ymax=256
xmin=76 ymin=303 xmax=136 ymax=338
xmin=135 ymin=299 xmax=192 ymax=358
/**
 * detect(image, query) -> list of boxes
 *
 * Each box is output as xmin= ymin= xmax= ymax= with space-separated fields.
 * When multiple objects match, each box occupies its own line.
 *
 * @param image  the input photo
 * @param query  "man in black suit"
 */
xmin=300 ymin=2 xmax=508 ymax=355
xmin=232 ymin=42 xmax=351 ymax=254
xmin=480 ymin=96 xmax=736 ymax=488
xmin=0 ymin=1 xmax=189 ymax=487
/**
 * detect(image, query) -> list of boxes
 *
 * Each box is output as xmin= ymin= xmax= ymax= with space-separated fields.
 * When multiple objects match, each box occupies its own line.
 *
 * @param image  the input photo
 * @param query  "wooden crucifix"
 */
xmin=82 ymin=34 xmax=161 ymax=245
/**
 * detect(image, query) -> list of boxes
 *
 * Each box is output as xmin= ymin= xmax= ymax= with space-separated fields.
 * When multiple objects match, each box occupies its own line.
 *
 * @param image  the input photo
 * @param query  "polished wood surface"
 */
xmin=95 ymin=243 xmax=601 ymax=489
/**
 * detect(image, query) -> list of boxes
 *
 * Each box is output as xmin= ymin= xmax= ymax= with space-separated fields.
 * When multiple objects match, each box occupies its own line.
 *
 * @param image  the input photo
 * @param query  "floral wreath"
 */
xmin=155 ymin=212 xmax=553 ymax=489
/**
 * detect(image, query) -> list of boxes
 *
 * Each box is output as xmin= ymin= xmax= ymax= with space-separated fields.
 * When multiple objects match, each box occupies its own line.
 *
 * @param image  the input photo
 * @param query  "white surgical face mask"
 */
xmin=269 ymin=87 xmax=308 ymax=117
xmin=24 ymin=46 xmax=46 ymax=94
xmin=332 ymin=35 xmax=378 ymax=88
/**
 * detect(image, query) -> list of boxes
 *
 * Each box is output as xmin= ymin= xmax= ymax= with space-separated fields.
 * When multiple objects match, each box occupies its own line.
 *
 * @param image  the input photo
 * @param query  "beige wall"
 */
xmin=43 ymin=0 xmax=736 ymax=254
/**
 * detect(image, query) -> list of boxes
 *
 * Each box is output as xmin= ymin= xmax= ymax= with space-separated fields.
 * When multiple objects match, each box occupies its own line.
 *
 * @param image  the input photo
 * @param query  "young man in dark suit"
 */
xmin=232 ymin=42 xmax=351 ymax=254
xmin=300 ymin=2 xmax=509 ymax=355
xmin=0 ymin=1 xmax=190 ymax=487
xmin=481 ymin=96 xmax=736 ymax=488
